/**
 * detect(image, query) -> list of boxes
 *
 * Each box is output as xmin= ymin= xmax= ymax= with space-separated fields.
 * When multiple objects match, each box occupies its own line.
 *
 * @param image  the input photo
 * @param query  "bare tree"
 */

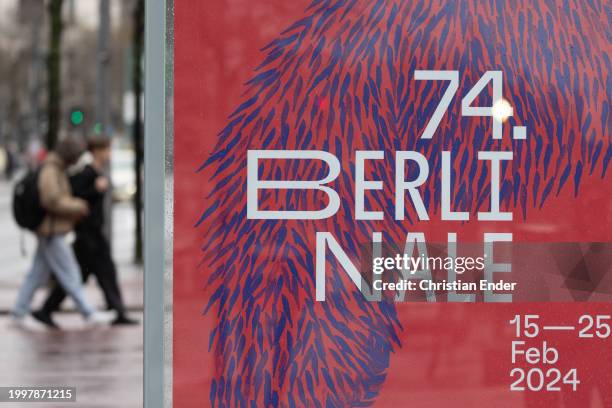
xmin=46 ymin=0 xmax=64 ymax=149
xmin=132 ymin=0 xmax=144 ymax=263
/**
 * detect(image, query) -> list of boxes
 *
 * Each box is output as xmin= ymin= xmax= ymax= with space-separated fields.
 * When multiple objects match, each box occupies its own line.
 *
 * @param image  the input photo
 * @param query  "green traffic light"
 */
xmin=70 ymin=110 xmax=84 ymax=126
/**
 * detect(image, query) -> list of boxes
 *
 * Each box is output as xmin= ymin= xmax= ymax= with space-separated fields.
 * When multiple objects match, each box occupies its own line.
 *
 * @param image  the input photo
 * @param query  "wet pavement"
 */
xmin=1 ymin=313 xmax=143 ymax=408
xmin=0 ymin=179 xmax=144 ymax=407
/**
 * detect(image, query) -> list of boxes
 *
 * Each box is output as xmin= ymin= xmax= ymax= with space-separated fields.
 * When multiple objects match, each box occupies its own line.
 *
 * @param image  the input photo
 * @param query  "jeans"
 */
xmin=42 ymin=230 xmax=126 ymax=316
xmin=12 ymin=235 xmax=94 ymax=318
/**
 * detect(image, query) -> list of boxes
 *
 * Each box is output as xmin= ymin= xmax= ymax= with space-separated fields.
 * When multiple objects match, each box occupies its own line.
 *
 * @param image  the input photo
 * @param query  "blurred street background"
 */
xmin=0 ymin=1 xmax=144 ymax=406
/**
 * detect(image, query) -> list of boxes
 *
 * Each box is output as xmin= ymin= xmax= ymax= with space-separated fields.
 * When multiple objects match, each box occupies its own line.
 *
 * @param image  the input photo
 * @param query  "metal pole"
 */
xmin=96 ymin=0 xmax=113 ymax=242
xmin=144 ymin=0 xmax=166 ymax=406
xmin=95 ymin=0 xmax=111 ymax=134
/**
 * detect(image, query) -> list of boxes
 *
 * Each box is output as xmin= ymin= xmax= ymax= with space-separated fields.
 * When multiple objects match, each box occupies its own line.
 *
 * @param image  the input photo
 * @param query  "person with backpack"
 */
xmin=36 ymin=137 xmax=138 ymax=327
xmin=11 ymin=137 xmax=110 ymax=328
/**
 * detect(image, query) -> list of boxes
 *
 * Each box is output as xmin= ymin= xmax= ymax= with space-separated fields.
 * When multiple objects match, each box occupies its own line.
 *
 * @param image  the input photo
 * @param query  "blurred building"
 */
xmin=0 ymin=0 xmax=140 ymax=151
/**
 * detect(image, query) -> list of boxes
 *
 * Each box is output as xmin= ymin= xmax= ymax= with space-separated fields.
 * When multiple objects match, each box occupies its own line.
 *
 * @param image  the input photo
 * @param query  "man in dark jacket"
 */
xmin=36 ymin=137 xmax=137 ymax=326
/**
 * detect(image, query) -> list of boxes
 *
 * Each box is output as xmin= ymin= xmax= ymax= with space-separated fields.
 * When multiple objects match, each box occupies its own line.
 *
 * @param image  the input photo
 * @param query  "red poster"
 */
xmin=174 ymin=1 xmax=612 ymax=407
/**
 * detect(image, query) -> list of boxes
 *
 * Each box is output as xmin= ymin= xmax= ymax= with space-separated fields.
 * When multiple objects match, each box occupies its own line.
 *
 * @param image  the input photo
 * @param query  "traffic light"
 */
xmin=69 ymin=107 xmax=85 ymax=127
xmin=93 ymin=122 xmax=103 ymax=135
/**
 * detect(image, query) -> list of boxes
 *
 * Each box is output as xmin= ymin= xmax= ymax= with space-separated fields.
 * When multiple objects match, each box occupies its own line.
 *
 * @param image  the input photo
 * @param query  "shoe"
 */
xmin=112 ymin=315 xmax=139 ymax=326
xmin=32 ymin=310 xmax=60 ymax=330
xmin=84 ymin=311 xmax=114 ymax=327
xmin=10 ymin=314 xmax=48 ymax=331
xmin=9 ymin=314 xmax=25 ymax=328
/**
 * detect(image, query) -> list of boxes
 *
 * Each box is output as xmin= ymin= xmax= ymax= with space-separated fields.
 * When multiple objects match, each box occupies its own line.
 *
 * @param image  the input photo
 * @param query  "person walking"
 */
xmin=5 ymin=142 xmax=18 ymax=180
xmin=36 ymin=137 xmax=138 ymax=326
xmin=11 ymin=137 xmax=110 ymax=328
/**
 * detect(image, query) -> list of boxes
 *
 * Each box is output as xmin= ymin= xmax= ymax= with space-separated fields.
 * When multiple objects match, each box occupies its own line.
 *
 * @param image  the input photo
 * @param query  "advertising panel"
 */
xmin=173 ymin=1 xmax=612 ymax=406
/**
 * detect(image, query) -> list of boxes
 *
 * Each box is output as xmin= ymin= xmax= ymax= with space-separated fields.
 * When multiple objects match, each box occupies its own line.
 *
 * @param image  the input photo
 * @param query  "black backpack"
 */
xmin=12 ymin=168 xmax=46 ymax=231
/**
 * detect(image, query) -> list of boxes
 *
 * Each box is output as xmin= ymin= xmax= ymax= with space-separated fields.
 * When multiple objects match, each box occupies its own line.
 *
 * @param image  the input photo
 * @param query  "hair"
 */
xmin=87 ymin=136 xmax=111 ymax=152
xmin=54 ymin=137 xmax=85 ymax=166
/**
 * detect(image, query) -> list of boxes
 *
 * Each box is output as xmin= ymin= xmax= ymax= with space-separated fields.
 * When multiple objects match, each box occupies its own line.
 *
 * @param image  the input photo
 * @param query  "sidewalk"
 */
xmin=0 ymin=179 xmax=143 ymax=407
xmin=0 ymin=313 xmax=143 ymax=407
